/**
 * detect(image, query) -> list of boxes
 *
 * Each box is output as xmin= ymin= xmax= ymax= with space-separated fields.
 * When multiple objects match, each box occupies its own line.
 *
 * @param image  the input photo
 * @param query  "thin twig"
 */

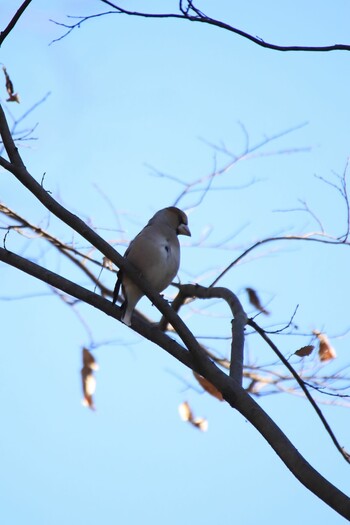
xmin=98 ymin=1 xmax=350 ymax=53
xmin=0 ymin=203 xmax=113 ymax=296
xmin=210 ymin=233 xmax=349 ymax=287
xmin=249 ymin=318 xmax=350 ymax=463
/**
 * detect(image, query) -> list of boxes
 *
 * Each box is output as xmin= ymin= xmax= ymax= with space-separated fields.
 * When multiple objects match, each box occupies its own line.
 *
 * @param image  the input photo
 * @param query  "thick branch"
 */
xmin=175 ymin=283 xmax=247 ymax=383
xmin=0 ymin=103 xmax=211 ymax=362
xmin=220 ymin=379 xmax=350 ymax=519
xmin=165 ymin=281 xmax=349 ymax=463
xmin=2 ymin=245 xmax=350 ymax=518
xmin=0 ymin=247 xmax=193 ymax=369
xmin=0 ymin=203 xmax=112 ymax=297
xmin=1 ymin=102 xmax=350 ymax=516
xmin=0 ymin=155 xmax=14 ymax=171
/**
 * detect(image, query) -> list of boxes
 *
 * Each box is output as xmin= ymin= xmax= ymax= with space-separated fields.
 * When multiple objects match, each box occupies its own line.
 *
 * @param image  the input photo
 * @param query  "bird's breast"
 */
xmin=143 ymin=238 xmax=180 ymax=291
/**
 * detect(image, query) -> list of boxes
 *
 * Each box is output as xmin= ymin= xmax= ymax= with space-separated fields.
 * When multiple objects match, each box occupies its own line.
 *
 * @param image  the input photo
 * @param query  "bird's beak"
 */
xmin=178 ymin=224 xmax=191 ymax=237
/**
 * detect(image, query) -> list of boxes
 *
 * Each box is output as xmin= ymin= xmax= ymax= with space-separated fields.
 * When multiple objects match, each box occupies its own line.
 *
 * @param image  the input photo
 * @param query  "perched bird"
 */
xmin=113 ymin=207 xmax=191 ymax=326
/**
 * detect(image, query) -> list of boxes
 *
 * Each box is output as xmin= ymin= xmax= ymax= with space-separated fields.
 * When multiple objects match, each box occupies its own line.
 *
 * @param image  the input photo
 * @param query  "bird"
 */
xmin=113 ymin=206 xmax=191 ymax=326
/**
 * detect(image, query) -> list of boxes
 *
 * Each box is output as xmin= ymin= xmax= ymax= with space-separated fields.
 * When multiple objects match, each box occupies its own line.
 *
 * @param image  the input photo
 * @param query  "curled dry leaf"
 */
xmin=192 ymin=417 xmax=208 ymax=432
xmin=294 ymin=345 xmax=315 ymax=357
xmin=83 ymin=347 xmax=99 ymax=371
xmin=81 ymin=348 xmax=99 ymax=410
xmin=178 ymin=401 xmax=208 ymax=432
xmin=6 ymin=93 xmax=20 ymax=103
xmin=178 ymin=401 xmax=192 ymax=422
xmin=193 ymin=371 xmax=224 ymax=401
xmin=2 ymin=66 xmax=20 ymax=103
xmin=313 ymin=330 xmax=337 ymax=362
xmin=246 ymin=287 xmax=269 ymax=315
xmin=82 ymin=371 xmax=96 ymax=410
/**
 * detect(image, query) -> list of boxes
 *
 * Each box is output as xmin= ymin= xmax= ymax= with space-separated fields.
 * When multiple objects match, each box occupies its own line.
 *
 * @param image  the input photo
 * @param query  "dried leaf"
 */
xmin=319 ymin=339 xmax=337 ymax=362
xmin=83 ymin=347 xmax=99 ymax=371
xmin=193 ymin=371 xmax=224 ymax=401
xmin=178 ymin=401 xmax=208 ymax=431
xmin=192 ymin=417 xmax=208 ymax=432
xmin=178 ymin=401 xmax=192 ymax=422
xmin=2 ymin=66 xmax=20 ymax=103
xmin=6 ymin=93 xmax=20 ymax=103
xmin=294 ymin=345 xmax=314 ymax=357
xmin=82 ymin=370 xmax=96 ymax=410
xmin=246 ymin=287 xmax=269 ymax=315
xmin=81 ymin=348 xmax=98 ymax=410
xmin=313 ymin=330 xmax=337 ymax=362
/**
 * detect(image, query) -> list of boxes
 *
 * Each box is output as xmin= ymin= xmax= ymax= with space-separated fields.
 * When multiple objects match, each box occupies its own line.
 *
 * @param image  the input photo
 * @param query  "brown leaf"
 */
xmin=2 ymin=66 xmax=20 ymax=103
xmin=6 ymin=93 xmax=20 ymax=103
xmin=193 ymin=371 xmax=224 ymax=401
xmin=294 ymin=345 xmax=315 ymax=357
xmin=83 ymin=347 xmax=99 ymax=371
xmin=313 ymin=330 xmax=337 ymax=362
xmin=81 ymin=370 xmax=96 ymax=410
xmin=318 ymin=339 xmax=337 ymax=362
xmin=246 ymin=287 xmax=269 ymax=315
xmin=178 ymin=401 xmax=192 ymax=422
xmin=192 ymin=417 xmax=208 ymax=432
xmin=178 ymin=401 xmax=208 ymax=431
xmin=81 ymin=348 xmax=98 ymax=410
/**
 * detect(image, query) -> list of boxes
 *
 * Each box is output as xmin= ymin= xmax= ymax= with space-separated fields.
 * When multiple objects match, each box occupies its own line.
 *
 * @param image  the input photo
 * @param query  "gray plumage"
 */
xmin=113 ymin=207 xmax=191 ymax=326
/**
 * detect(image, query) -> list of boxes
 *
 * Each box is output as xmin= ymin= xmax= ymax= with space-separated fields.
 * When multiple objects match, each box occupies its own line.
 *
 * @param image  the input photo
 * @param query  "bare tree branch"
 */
xmin=0 ymin=246 xmax=194 ymax=368
xmin=166 ymin=122 xmax=310 ymax=208
xmin=0 ymin=203 xmax=113 ymax=297
xmin=1 ymin=245 xmax=350 ymax=518
xmin=0 ymin=103 xmax=215 ymax=362
xmin=249 ymin=318 xmax=350 ymax=464
xmin=174 ymin=283 xmax=247 ymax=383
xmin=96 ymin=1 xmax=350 ymax=53
xmin=210 ymin=233 xmax=349 ymax=287
xmin=48 ymin=2 xmax=350 ymax=52
xmin=0 ymin=0 xmax=32 ymax=47
xmin=163 ymin=281 xmax=350 ymax=463
xmin=1 ymin=79 xmax=350 ymax=514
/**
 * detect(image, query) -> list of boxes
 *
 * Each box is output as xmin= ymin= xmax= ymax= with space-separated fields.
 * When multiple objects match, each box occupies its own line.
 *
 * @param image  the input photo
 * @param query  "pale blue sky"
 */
xmin=1 ymin=2 xmax=350 ymax=524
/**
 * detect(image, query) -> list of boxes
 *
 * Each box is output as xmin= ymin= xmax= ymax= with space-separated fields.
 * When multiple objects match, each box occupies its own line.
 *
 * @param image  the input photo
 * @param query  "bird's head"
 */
xmin=164 ymin=206 xmax=191 ymax=237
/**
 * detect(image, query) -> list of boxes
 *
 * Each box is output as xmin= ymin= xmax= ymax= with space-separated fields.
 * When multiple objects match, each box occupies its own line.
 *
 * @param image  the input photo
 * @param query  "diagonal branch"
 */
xmin=1 ymin=101 xmax=350 ymax=516
xmin=0 ymin=246 xmax=193 ymax=369
xmin=162 ymin=281 xmax=350 ymax=463
xmin=1 ymin=245 xmax=350 ymax=518
xmin=0 ymin=103 xmax=212 ymax=362
xmin=0 ymin=0 xmax=32 ymax=47
xmin=0 ymin=203 xmax=113 ymax=296
xmin=0 ymin=248 xmax=350 ymax=519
